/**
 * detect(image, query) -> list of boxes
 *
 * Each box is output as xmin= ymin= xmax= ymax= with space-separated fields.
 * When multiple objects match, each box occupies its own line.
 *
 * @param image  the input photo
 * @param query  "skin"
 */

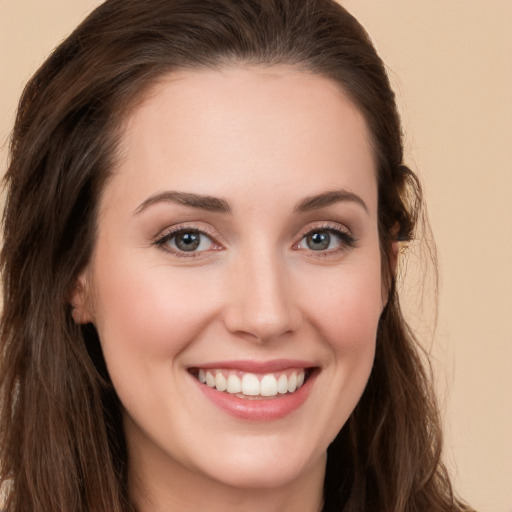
xmin=73 ymin=66 xmax=386 ymax=512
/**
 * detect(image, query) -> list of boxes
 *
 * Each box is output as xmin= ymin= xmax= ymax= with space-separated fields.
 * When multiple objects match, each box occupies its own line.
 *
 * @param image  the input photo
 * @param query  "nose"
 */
xmin=223 ymin=247 xmax=301 ymax=342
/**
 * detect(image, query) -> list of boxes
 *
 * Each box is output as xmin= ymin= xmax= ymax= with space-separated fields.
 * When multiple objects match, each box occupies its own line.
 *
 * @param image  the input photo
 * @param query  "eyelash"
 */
xmin=153 ymin=226 xmax=221 ymax=259
xmin=153 ymin=223 xmax=356 ymax=258
xmin=295 ymin=224 xmax=357 ymax=257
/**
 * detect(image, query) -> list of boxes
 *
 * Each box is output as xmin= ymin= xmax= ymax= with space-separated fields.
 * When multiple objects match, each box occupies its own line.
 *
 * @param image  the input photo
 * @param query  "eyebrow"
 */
xmin=294 ymin=189 xmax=368 ymax=214
xmin=133 ymin=191 xmax=231 ymax=215
xmin=133 ymin=188 xmax=368 ymax=216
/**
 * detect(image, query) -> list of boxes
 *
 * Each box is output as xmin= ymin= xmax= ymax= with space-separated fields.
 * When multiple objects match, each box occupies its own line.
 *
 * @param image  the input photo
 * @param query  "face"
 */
xmin=74 ymin=66 xmax=384 ymax=499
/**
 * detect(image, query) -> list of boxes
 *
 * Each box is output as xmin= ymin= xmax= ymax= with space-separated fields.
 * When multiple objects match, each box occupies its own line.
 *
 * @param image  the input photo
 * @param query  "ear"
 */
xmin=69 ymin=271 xmax=94 ymax=325
xmin=389 ymin=238 xmax=400 ymax=276
xmin=389 ymin=222 xmax=401 ymax=275
xmin=381 ymin=224 xmax=401 ymax=307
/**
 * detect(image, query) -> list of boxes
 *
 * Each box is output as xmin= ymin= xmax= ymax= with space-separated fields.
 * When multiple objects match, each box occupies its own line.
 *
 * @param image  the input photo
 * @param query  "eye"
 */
xmin=296 ymin=227 xmax=355 ymax=253
xmin=155 ymin=228 xmax=218 ymax=255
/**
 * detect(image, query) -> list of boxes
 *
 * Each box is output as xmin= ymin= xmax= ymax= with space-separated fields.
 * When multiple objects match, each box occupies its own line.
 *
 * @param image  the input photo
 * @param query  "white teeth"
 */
xmin=205 ymin=371 xmax=215 ymax=388
xmin=215 ymin=372 xmax=227 ymax=392
xmin=199 ymin=369 xmax=307 ymax=398
xmin=288 ymin=372 xmax=298 ymax=393
xmin=241 ymin=373 xmax=260 ymax=396
xmin=260 ymin=374 xmax=278 ymax=397
xmin=277 ymin=374 xmax=288 ymax=394
xmin=227 ymin=374 xmax=242 ymax=393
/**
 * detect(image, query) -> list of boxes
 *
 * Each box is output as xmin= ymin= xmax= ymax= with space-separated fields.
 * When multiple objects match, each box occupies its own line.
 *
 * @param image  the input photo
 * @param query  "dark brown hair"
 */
xmin=1 ymin=1 xmax=472 ymax=511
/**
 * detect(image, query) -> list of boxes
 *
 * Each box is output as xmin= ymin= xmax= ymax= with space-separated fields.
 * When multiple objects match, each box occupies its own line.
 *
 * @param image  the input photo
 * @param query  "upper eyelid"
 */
xmin=152 ymin=220 xmax=354 ymax=249
xmin=294 ymin=223 xmax=357 ymax=252
xmin=153 ymin=226 xmax=222 ymax=259
xmin=296 ymin=221 xmax=353 ymax=239
xmin=154 ymin=223 xmax=220 ymax=243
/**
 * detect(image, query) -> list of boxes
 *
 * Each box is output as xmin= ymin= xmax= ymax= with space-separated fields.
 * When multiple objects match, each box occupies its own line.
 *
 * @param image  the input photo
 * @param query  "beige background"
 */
xmin=1 ymin=1 xmax=511 ymax=511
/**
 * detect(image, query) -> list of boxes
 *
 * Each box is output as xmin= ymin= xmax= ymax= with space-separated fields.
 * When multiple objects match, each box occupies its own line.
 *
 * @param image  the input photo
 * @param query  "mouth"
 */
xmin=189 ymin=367 xmax=314 ymax=400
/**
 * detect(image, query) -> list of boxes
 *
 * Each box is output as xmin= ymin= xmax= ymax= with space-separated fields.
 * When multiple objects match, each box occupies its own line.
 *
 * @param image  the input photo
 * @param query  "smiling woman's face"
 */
xmin=74 ymin=66 xmax=384 ymax=503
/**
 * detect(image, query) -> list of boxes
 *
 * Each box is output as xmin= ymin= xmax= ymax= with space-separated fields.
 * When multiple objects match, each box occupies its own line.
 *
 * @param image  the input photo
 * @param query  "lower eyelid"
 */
xmin=294 ymin=227 xmax=356 ymax=252
xmin=153 ymin=227 xmax=221 ymax=253
xmin=153 ymin=224 xmax=355 ymax=256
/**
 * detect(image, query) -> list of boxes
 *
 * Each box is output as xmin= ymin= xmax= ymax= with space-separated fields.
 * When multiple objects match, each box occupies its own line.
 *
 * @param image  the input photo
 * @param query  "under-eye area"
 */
xmin=188 ymin=368 xmax=317 ymax=400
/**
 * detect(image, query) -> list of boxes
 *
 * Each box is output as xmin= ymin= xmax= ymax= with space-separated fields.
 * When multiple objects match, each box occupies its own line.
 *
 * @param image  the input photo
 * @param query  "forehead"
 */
xmin=107 ymin=65 xmax=377 ymax=215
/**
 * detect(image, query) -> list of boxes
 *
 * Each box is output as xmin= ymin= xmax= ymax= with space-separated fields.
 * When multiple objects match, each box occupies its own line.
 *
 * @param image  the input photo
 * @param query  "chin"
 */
xmin=182 ymin=430 xmax=327 ymax=491
xmin=203 ymin=452 xmax=323 ymax=491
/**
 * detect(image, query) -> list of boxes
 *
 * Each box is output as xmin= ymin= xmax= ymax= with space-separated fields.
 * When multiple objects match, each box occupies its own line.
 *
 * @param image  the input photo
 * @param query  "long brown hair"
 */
xmin=1 ymin=1 xmax=472 ymax=511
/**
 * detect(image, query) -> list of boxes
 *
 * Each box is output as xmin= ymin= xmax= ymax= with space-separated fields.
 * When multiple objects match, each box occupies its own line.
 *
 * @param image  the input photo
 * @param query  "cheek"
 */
xmin=292 ymin=256 xmax=382 ymax=447
xmin=90 ymin=249 xmax=221 ymax=365
xmin=303 ymin=259 xmax=384 ymax=352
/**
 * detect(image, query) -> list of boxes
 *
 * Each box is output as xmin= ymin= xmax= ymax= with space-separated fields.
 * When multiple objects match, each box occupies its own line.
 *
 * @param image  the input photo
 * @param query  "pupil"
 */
xmin=307 ymin=232 xmax=330 ymax=250
xmin=176 ymin=232 xmax=200 ymax=251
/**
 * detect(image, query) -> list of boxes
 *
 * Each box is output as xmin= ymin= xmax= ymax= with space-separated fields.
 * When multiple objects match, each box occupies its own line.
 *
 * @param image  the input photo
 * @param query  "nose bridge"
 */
xmin=224 ymin=240 xmax=299 ymax=341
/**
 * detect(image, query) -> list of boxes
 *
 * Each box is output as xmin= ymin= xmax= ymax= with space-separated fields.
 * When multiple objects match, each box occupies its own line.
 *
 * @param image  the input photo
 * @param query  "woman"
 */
xmin=0 ymin=0 xmax=473 ymax=511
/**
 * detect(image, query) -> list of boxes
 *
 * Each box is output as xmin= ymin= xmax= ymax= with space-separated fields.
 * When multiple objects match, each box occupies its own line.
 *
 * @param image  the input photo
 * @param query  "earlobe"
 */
xmin=69 ymin=273 xmax=94 ymax=325
xmin=381 ymin=226 xmax=401 ymax=308
xmin=389 ymin=222 xmax=401 ymax=275
xmin=390 ymin=239 xmax=399 ymax=275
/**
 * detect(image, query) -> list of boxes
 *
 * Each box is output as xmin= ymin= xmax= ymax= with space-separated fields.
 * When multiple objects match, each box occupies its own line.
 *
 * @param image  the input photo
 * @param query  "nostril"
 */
xmin=223 ymin=301 xmax=301 ymax=342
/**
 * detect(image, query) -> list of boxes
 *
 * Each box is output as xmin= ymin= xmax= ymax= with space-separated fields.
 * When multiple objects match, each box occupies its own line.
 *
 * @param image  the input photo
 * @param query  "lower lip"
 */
xmin=192 ymin=372 xmax=317 ymax=421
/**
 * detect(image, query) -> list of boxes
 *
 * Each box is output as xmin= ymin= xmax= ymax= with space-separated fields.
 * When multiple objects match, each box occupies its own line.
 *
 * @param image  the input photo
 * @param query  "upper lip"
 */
xmin=188 ymin=359 xmax=317 ymax=373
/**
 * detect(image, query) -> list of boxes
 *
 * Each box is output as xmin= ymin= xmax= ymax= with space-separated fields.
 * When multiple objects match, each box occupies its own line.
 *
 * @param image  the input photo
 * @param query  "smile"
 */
xmin=194 ymin=368 xmax=307 ymax=399
xmin=188 ymin=361 xmax=317 ymax=420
